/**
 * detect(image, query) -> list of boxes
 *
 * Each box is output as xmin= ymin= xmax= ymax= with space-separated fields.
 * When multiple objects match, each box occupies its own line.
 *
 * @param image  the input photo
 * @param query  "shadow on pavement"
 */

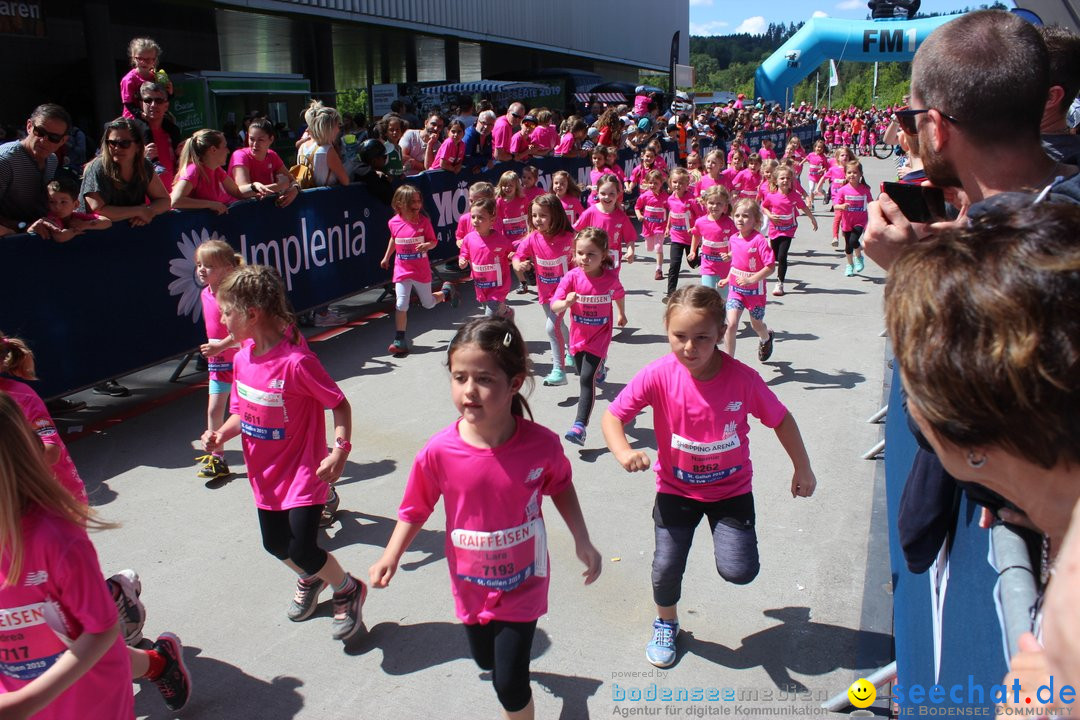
xmin=347 ymin=621 xmax=552 ymax=672
xmin=764 ymin=362 xmax=865 ymax=390
xmin=320 ymin=510 xmax=445 ymax=570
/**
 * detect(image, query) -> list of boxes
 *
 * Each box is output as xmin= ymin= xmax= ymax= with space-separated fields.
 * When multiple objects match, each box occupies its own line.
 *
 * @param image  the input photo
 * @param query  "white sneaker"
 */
xmin=772 ymin=282 xmax=785 ymax=297
xmin=108 ymin=569 xmax=146 ymax=645
xmin=313 ymin=308 xmax=348 ymax=327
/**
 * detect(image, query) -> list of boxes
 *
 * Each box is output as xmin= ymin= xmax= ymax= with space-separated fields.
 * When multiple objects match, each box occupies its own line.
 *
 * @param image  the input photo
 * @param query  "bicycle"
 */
xmin=873 ymin=141 xmax=896 ymax=159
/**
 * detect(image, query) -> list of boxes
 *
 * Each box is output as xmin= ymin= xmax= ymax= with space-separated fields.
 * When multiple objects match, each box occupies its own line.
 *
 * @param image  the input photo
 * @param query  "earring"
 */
xmin=966 ymin=451 xmax=987 ymax=469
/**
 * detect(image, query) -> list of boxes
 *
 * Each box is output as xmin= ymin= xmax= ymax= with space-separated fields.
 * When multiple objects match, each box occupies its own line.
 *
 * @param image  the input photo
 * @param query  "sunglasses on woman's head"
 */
xmin=106 ymin=138 xmax=134 ymax=149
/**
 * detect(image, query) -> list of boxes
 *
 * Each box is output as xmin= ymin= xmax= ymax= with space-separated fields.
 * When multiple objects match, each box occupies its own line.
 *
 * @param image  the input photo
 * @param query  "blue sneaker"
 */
xmin=844 ymin=264 xmax=854 ymax=277
xmin=442 ymin=281 xmax=460 ymax=308
xmin=853 ymin=256 xmax=865 ymax=273
xmin=543 ymin=367 xmax=567 ymax=386
xmin=646 ymin=618 xmax=679 ymax=668
xmin=564 ymin=353 xmax=575 ymax=370
xmin=564 ymin=422 xmax=587 ymax=446
xmin=595 ymin=365 xmax=607 ymax=384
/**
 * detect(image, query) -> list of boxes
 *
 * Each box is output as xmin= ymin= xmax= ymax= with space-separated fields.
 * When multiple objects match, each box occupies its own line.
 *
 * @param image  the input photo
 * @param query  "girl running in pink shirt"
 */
xmin=496 ymin=171 xmax=531 ymax=294
xmin=0 ymin=390 xmax=192 ymax=714
xmin=695 ymin=149 xmax=729 ymax=197
xmin=459 ymin=198 xmax=515 ymax=319
xmin=634 ymin=170 xmax=669 ymax=282
xmin=551 ymin=171 xmax=584 ymax=226
xmin=760 ymin=166 xmax=818 ymax=297
xmin=574 ymin=174 xmax=637 ymax=270
xmin=193 ymin=240 xmax=243 ymax=483
xmin=201 ymin=265 xmax=365 ymax=642
xmin=585 ymin=147 xmax=609 ymax=205
xmin=724 ymin=199 xmax=777 ymax=362
xmin=521 ymin=165 xmax=544 ymax=204
xmin=380 ymin=185 xmax=460 ymax=356
xmin=456 ymin=182 xmax=496 ymax=247
xmin=625 ymin=145 xmax=667 ymax=196
xmin=170 ymin=129 xmax=269 ymax=214
xmin=804 ymin=139 xmax=829 ymax=212
xmin=602 ymin=285 xmax=816 ymax=668
xmin=732 ymin=153 xmax=763 ymax=202
xmin=688 ymin=185 xmax=736 ymax=296
xmin=815 ymin=146 xmax=854 ymax=248
xmin=513 ymin=194 xmax=576 ymax=387
xmin=551 ymin=228 xmax=627 ymax=446
xmin=833 ymin=160 xmax=873 ymax=277
xmin=369 ymin=317 xmax=601 ymax=720
xmin=663 ymin=168 xmax=703 ymax=300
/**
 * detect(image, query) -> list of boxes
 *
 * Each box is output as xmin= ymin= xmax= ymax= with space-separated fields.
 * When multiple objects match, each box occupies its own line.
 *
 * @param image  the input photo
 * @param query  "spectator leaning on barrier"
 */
xmin=0 ymin=103 xmax=70 ymax=238
xmin=463 ymin=110 xmax=494 ymax=174
xmin=296 ymin=100 xmax=349 ymax=188
xmin=491 ymin=102 xmax=524 ymax=163
xmin=79 ymin=117 xmax=171 ymax=226
xmin=399 ymin=111 xmax=444 ymax=175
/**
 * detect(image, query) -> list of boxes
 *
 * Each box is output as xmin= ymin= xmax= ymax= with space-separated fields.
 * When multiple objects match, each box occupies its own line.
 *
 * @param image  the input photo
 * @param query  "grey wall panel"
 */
xmin=215 ymin=0 xmax=688 ymax=70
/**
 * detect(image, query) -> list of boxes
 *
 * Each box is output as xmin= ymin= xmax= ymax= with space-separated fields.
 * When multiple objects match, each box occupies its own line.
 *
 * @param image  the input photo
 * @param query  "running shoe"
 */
xmin=543 ymin=367 xmax=567 ymax=386
xmin=320 ymin=487 xmax=340 ymax=528
xmin=516 ymin=282 xmax=529 ymax=295
xmin=595 ymin=365 xmax=607 ymax=384
xmin=93 ymin=380 xmax=129 ymax=397
xmin=772 ymin=282 xmax=785 ymax=297
xmin=499 ymin=305 xmax=515 ymax=321
xmin=853 ymin=256 xmax=865 ymax=273
xmin=564 ymin=353 xmax=575 ymax=370
xmin=831 ymin=238 xmax=839 ymax=249
xmin=758 ymin=331 xmax=775 ymax=362
xmin=442 ymin=281 xmax=460 ymax=308
xmin=388 ymin=339 xmax=410 ymax=356
xmin=646 ymin=618 xmax=679 ymax=668
xmin=331 ymin=576 xmax=367 ymax=641
xmin=654 ymin=267 xmax=664 ymax=281
xmin=564 ymin=422 xmax=587 ymax=446
xmin=195 ymin=454 xmax=230 ymax=481
xmin=45 ymin=398 xmax=86 ymax=415
xmin=845 ymin=264 xmax=855 ymax=277
xmin=108 ymin=569 xmax=145 ymax=646
xmin=313 ymin=308 xmax=348 ymax=327
xmin=288 ymin=575 xmax=327 ymax=621
xmin=151 ymin=633 xmax=191 ymax=711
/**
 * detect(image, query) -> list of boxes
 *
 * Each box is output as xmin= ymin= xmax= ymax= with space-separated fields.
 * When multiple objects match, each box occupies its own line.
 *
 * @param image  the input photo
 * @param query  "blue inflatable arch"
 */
xmin=754 ymin=16 xmax=957 ymax=105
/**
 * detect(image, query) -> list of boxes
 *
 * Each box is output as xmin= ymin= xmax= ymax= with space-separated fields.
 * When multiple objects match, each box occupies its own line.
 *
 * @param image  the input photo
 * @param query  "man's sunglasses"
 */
xmin=142 ymin=96 xmax=169 ymax=105
xmin=31 ymin=125 xmax=65 ymax=144
xmin=106 ymin=138 xmax=134 ymax=149
xmin=894 ymin=108 xmax=960 ymax=136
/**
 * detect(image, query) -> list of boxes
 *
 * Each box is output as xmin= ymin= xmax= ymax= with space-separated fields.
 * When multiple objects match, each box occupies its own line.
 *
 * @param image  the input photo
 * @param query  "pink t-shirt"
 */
xmin=496 ymin=197 xmax=529 ymax=242
xmin=0 ymin=509 xmax=132 ymax=719
xmin=514 ymin=230 xmax=574 ymax=304
xmin=387 ymin=214 xmax=436 ymax=283
xmin=635 ymin=189 xmax=669 ymax=238
xmin=228 ymin=147 xmax=285 ymax=185
xmin=758 ymin=147 xmax=776 ymax=161
xmin=178 ymin=163 xmax=233 ymax=205
xmin=824 ymin=165 xmax=848 ymax=204
xmin=532 ymin=125 xmax=558 ymax=150
xmin=455 ymin=213 xmax=474 ymax=242
xmin=523 ymin=186 xmax=544 ymax=204
xmin=727 ymin=231 xmax=776 ymax=301
xmin=554 ymin=132 xmax=576 ymax=156
xmin=732 ymin=169 xmax=762 ymax=200
xmin=150 ymin=126 xmax=176 ymax=189
xmin=491 ymin=116 xmax=514 ymax=156
xmin=119 ymin=68 xmax=148 ymax=118
xmin=201 ymin=285 xmax=237 ymax=383
xmin=558 ymin=194 xmax=584 ymax=225
xmin=399 ymin=418 xmax=572 ymax=624
xmin=229 ymin=336 xmax=345 ymax=510
xmin=633 ymin=94 xmax=651 ymax=115
xmin=573 ymin=205 xmax=637 ymax=268
xmin=460 ymin=230 xmax=514 ymax=303
xmin=720 ymin=167 xmax=740 ymax=189
xmin=695 ymin=174 xmax=728 ymax=196
xmin=836 ymin=182 xmax=874 ymax=232
xmin=761 ymin=190 xmax=808 ymax=240
xmin=630 ymin=162 xmax=665 ymax=187
xmin=0 ymin=378 xmax=86 ymax=504
xmin=805 ymin=152 xmax=827 ymax=181
xmin=551 ymin=266 xmax=625 ymax=358
xmin=665 ymin=192 xmax=702 ymax=246
xmin=607 ymin=353 xmax=788 ymax=502
xmin=433 ymin=137 xmax=465 ymax=168
xmin=693 ymin=214 xmax=736 ymax=278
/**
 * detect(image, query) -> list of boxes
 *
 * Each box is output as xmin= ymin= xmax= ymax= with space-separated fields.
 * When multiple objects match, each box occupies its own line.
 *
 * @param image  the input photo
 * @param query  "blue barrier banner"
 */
xmin=1 ymin=138 xmax=710 ymax=398
xmin=744 ymin=123 xmax=817 ymax=153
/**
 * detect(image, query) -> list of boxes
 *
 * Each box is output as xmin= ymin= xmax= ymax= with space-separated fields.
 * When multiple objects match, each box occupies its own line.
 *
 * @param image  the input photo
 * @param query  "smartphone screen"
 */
xmin=881 ymin=181 xmax=947 ymax=223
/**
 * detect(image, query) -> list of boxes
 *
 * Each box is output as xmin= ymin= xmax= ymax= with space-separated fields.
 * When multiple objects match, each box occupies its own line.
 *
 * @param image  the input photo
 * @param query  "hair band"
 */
xmin=503 ymin=332 xmax=513 ymax=348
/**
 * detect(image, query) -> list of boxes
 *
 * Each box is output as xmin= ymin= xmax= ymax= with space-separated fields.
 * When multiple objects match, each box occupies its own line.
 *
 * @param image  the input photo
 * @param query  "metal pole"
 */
xmin=821 ymin=661 xmax=897 ymax=711
xmin=991 ymin=523 xmax=1039 ymax=660
xmin=815 ymin=71 xmax=820 ymax=107
xmin=873 ymin=61 xmax=879 ymax=104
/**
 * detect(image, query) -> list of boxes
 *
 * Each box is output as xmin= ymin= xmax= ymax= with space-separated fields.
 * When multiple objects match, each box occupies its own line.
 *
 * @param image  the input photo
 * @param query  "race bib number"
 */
xmin=643 ymin=204 xmax=666 ymax=228
xmin=535 ymin=255 xmax=567 ymax=284
xmin=236 ymin=380 xmax=286 ymax=440
xmin=772 ymin=211 xmax=796 ymax=234
xmin=670 ymin=432 xmax=742 ymax=485
xmin=729 ymin=269 xmax=762 ymax=296
xmin=701 ymin=239 xmax=730 ymax=262
xmin=503 ymin=216 xmax=527 ymax=238
xmin=471 ymin=261 xmax=504 ymax=290
xmin=396 ymin=234 xmax=426 ymax=261
xmin=207 ymin=358 xmax=233 ymax=372
xmin=0 ymin=602 xmax=67 ymax=681
xmin=669 ymin=211 xmax=690 ymax=233
xmin=572 ymin=293 xmax=612 ymax=326
xmin=450 ymin=519 xmax=547 ymax=591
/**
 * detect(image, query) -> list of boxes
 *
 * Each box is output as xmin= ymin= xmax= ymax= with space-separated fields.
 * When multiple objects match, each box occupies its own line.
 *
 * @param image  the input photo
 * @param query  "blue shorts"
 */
xmin=209 ymin=378 xmax=232 ymax=396
xmin=726 ymin=294 xmax=766 ymax=320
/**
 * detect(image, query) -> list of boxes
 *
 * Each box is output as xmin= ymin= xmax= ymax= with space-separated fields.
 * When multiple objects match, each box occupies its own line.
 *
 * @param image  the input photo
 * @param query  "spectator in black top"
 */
xmin=0 ymin=103 xmax=70 ymax=238
xmin=463 ymin=110 xmax=494 ymax=174
xmin=128 ymin=82 xmax=181 ymax=191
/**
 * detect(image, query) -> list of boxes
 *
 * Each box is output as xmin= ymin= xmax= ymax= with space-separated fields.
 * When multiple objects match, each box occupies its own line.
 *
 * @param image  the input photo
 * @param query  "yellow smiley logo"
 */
xmin=847 ymin=678 xmax=876 ymax=709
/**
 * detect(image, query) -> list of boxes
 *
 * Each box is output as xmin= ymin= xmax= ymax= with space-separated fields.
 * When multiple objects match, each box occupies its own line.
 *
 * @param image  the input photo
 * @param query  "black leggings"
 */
xmin=573 ymin=351 xmax=603 ymax=426
xmin=769 ymin=236 xmax=793 ymax=283
xmin=465 ymin=620 xmax=537 ymax=712
xmin=666 ymin=241 xmax=690 ymax=295
xmin=257 ymin=505 xmax=328 ymax=576
xmin=844 ymin=226 xmax=864 ymax=255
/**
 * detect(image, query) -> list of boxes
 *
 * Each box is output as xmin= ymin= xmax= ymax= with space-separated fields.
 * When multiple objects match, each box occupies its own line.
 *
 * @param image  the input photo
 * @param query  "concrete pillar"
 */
xmin=83 ymin=2 xmax=118 ymax=131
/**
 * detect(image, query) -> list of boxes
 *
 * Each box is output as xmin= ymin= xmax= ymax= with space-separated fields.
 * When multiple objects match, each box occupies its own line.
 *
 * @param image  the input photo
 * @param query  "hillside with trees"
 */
xmin=680 ymin=4 xmax=1006 ymax=108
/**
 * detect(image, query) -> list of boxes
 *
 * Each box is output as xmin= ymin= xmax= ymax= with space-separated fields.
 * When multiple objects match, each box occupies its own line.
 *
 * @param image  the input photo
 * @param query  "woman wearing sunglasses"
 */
xmin=78 ymin=117 xmax=171 ymax=227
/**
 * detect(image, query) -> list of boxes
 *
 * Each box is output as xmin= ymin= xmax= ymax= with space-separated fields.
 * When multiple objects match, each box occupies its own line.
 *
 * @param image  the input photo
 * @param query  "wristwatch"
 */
xmin=334 ymin=437 xmax=352 ymax=454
